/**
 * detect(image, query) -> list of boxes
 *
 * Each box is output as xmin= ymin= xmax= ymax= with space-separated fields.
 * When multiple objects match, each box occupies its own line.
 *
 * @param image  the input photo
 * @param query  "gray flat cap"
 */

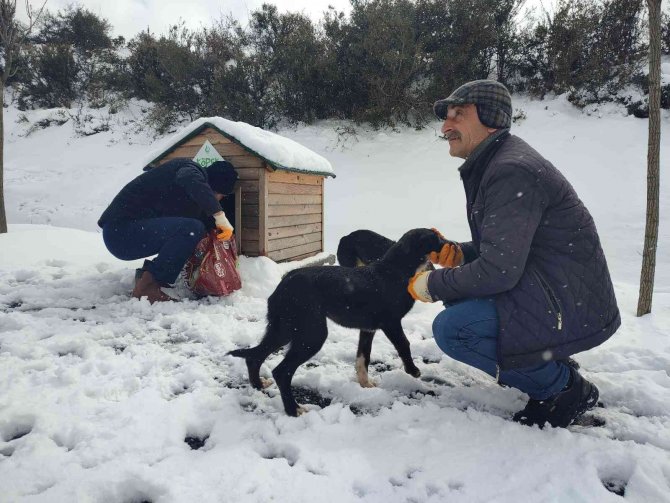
xmin=434 ymin=79 xmax=512 ymax=129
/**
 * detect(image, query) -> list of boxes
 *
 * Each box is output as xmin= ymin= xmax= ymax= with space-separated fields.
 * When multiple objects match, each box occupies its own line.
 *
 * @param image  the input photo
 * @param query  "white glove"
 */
xmin=408 ymin=271 xmax=434 ymax=303
xmin=214 ymin=212 xmax=234 ymax=241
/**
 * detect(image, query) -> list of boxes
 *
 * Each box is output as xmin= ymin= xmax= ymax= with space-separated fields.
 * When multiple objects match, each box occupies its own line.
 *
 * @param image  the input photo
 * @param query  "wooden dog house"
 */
xmin=141 ymin=117 xmax=335 ymax=262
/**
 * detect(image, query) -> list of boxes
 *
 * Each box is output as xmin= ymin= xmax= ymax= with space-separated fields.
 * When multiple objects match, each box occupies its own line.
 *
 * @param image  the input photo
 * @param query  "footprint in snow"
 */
xmin=602 ymin=478 xmax=626 ymax=497
xmin=0 ymin=418 xmax=34 ymax=443
xmin=256 ymin=442 xmax=299 ymax=467
xmin=184 ymin=435 xmax=209 ymax=450
xmin=291 ymin=386 xmax=332 ymax=409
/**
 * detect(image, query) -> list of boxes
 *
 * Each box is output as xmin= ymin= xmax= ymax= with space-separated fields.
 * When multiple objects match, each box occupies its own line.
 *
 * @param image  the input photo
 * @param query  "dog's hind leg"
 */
xmin=272 ymin=315 xmax=328 ymax=416
xmin=356 ymin=330 xmax=376 ymax=387
xmin=229 ymin=320 xmax=289 ymax=390
xmin=381 ymin=321 xmax=421 ymax=378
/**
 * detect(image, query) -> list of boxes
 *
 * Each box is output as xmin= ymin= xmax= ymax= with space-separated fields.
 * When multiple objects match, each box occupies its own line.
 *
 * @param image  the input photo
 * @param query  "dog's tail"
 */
xmin=227 ymin=319 xmax=279 ymax=360
xmin=228 ymin=344 xmax=266 ymax=390
xmin=336 ymin=233 xmax=359 ymax=267
xmin=228 ymin=308 xmax=287 ymax=389
xmin=228 ymin=347 xmax=254 ymax=359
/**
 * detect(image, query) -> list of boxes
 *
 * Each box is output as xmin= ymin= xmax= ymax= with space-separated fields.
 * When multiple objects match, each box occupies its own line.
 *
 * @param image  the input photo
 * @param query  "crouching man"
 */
xmin=98 ymin=159 xmax=238 ymax=303
xmin=408 ymin=80 xmax=620 ymax=428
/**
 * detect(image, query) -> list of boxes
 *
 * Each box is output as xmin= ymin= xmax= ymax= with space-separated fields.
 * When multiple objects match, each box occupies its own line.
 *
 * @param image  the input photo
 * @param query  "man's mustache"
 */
xmin=441 ymin=132 xmax=460 ymax=141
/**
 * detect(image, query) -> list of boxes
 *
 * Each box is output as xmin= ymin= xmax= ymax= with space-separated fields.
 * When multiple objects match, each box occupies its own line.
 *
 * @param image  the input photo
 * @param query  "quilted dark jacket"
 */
xmin=428 ymin=133 xmax=620 ymax=369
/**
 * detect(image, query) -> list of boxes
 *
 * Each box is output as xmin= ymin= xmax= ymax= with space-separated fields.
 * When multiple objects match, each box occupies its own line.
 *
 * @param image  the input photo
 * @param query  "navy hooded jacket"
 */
xmin=98 ymin=159 xmax=222 ymax=228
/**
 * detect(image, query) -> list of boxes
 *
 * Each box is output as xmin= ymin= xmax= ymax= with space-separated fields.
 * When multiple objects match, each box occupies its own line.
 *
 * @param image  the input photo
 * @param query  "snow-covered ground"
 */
xmin=1 ymin=97 xmax=669 ymax=502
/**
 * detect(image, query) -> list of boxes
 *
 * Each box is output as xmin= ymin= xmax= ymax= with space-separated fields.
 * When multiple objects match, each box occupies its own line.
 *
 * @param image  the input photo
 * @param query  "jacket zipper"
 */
xmin=533 ymin=270 xmax=563 ymax=331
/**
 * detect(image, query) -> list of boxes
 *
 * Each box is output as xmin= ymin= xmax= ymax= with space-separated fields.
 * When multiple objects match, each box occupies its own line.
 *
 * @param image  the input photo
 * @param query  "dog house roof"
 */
xmin=141 ymin=117 xmax=335 ymax=178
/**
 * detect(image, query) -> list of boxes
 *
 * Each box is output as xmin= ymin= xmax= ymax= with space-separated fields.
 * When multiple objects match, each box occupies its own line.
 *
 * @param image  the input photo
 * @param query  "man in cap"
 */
xmin=98 ymin=158 xmax=238 ymax=303
xmin=408 ymin=80 xmax=620 ymax=428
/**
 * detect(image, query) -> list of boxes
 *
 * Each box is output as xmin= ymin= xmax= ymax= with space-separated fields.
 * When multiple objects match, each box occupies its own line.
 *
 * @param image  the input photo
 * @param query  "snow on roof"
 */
xmin=141 ymin=117 xmax=335 ymax=177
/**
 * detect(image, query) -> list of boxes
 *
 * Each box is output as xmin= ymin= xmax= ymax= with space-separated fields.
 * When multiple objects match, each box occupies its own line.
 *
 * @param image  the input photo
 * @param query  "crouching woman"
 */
xmin=98 ymin=159 xmax=238 ymax=303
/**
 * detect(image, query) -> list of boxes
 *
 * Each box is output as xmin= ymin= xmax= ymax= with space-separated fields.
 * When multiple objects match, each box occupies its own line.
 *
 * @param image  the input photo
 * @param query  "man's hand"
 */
xmin=431 ymin=227 xmax=446 ymax=240
xmin=214 ymin=211 xmax=234 ymax=241
xmin=408 ymin=271 xmax=434 ymax=303
xmin=430 ymin=243 xmax=464 ymax=268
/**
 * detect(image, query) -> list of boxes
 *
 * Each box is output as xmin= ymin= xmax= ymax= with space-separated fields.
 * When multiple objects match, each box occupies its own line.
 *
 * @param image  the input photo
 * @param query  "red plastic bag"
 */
xmin=185 ymin=231 xmax=242 ymax=297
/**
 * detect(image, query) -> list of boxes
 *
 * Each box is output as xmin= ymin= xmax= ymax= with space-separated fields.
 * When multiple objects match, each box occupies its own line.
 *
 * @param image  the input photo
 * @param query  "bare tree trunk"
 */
xmin=0 ymin=0 xmax=46 ymax=234
xmin=0 ymin=84 xmax=5 ymax=233
xmin=0 ymin=2 xmax=9 ymax=234
xmin=637 ymin=0 xmax=662 ymax=316
xmin=0 ymin=0 xmax=15 ymax=235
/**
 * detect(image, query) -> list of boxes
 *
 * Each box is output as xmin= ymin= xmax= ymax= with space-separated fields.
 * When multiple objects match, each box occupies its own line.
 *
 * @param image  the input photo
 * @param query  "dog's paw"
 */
xmin=296 ymin=405 xmax=308 ymax=416
xmin=406 ymin=366 xmax=421 ymax=378
xmin=359 ymin=378 xmax=377 ymax=388
xmin=260 ymin=377 xmax=274 ymax=389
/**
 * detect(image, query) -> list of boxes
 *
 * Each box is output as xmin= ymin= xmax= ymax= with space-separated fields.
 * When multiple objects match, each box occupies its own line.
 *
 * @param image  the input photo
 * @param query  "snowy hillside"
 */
xmin=1 ymin=97 xmax=669 ymax=502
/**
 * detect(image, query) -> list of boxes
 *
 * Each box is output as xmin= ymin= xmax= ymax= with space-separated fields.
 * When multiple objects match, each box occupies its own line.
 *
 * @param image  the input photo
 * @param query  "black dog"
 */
xmin=337 ymin=230 xmax=403 ymax=387
xmin=229 ymin=228 xmax=447 ymax=416
xmin=337 ymin=230 xmax=438 ymax=388
xmin=336 ymin=229 xmax=395 ymax=268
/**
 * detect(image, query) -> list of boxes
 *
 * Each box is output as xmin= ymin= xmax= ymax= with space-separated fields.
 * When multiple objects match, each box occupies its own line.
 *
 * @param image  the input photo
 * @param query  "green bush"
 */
xmin=18 ymin=6 xmax=124 ymax=110
xmin=8 ymin=0 xmax=659 ymax=129
xmin=127 ymin=25 xmax=204 ymax=120
xmin=18 ymin=44 xmax=77 ymax=108
xmin=418 ymin=0 xmax=498 ymax=106
xmin=547 ymin=0 xmax=644 ymax=105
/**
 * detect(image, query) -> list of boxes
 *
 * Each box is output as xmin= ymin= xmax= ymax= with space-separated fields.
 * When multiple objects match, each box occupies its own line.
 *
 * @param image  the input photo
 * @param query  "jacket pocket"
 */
xmin=532 ymin=269 xmax=563 ymax=331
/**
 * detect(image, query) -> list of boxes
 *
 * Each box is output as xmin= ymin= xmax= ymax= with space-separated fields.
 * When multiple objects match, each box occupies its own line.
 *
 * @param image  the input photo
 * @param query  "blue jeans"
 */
xmin=102 ymin=218 xmax=206 ymax=285
xmin=432 ymin=298 xmax=569 ymax=400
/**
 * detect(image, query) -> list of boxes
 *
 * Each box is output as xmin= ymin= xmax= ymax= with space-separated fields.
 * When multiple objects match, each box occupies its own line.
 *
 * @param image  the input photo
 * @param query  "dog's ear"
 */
xmin=421 ymin=229 xmax=444 ymax=252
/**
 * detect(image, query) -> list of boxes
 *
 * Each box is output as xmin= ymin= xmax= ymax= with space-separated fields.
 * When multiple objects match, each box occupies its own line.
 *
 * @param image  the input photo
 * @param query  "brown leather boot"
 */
xmin=132 ymin=270 xmax=171 ymax=303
